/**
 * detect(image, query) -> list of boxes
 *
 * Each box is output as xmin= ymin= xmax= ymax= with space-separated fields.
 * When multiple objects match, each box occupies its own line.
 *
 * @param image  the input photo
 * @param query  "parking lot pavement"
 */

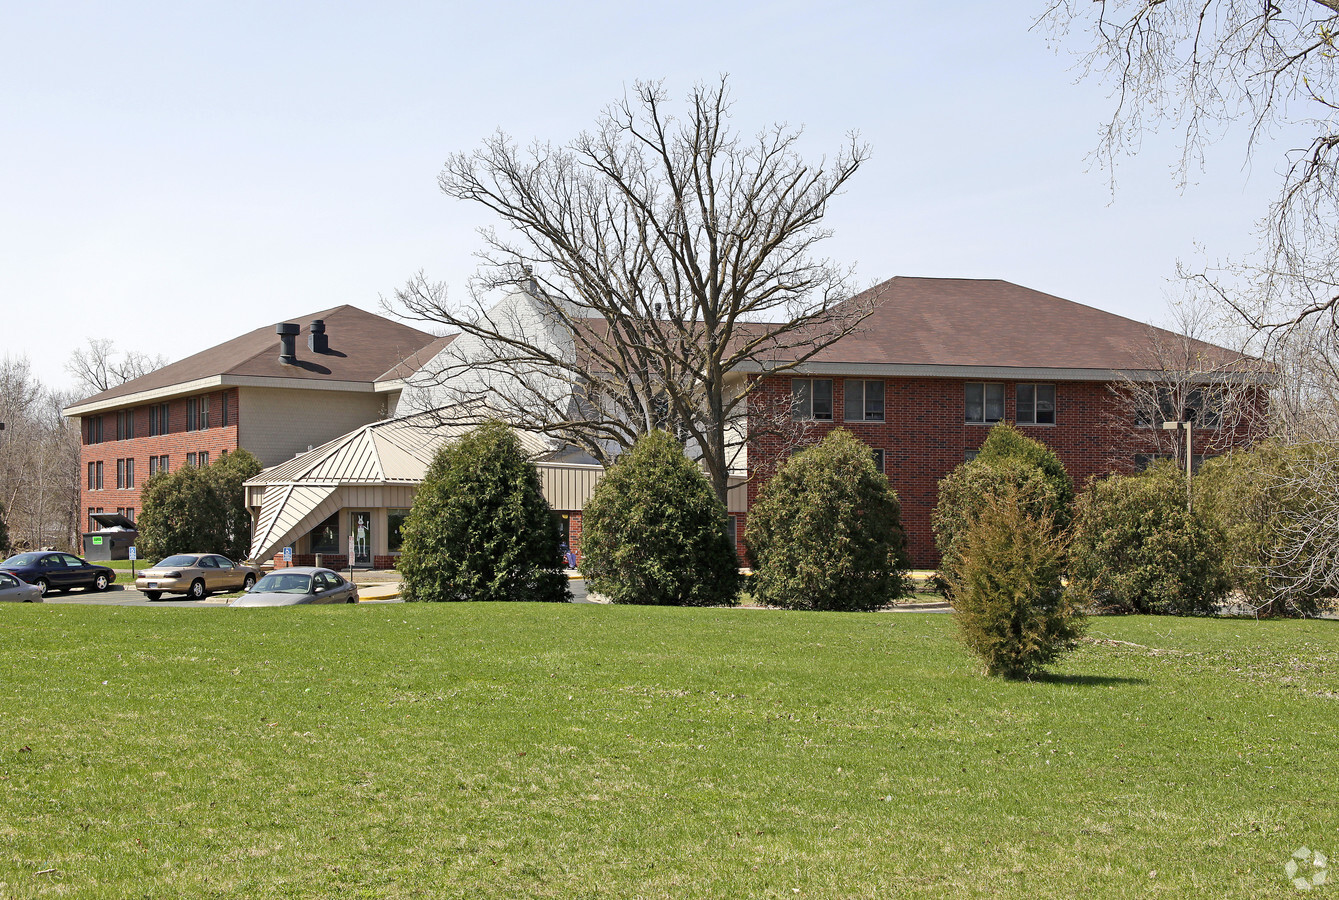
xmin=36 ymin=583 xmax=234 ymax=607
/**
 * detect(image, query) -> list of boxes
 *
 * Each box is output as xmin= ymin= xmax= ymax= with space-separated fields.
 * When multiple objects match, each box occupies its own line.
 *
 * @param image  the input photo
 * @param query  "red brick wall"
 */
xmin=78 ymin=389 xmax=242 ymax=529
xmin=748 ymin=374 xmax=1263 ymax=569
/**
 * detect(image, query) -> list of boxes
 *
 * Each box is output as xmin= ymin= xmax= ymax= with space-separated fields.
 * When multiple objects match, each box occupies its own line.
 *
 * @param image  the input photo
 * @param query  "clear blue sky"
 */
xmin=0 ymin=1 xmax=1283 ymax=392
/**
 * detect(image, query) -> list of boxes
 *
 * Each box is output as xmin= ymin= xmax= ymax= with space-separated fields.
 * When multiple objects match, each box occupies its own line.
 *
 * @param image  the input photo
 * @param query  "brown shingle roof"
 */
xmin=375 ymin=333 xmax=458 ymax=382
xmin=803 ymin=277 xmax=1243 ymax=371
xmin=781 ymin=275 xmax=1242 ymax=369
xmin=69 ymin=306 xmax=438 ymax=407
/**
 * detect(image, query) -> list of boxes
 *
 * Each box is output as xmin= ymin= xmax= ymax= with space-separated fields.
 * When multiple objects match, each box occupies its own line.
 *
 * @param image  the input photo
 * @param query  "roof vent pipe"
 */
xmin=277 ymin=323 xmax=300 ymax=365
xmin=308 ymin=319 xmax=328 ymax=353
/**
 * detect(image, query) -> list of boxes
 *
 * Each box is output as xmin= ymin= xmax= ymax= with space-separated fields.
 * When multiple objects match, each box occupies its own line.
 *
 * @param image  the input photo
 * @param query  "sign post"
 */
xmin=129 ymin=545 xmax=136 ymax=578
xmin=282 ymin=546 xmax=293 ymax=567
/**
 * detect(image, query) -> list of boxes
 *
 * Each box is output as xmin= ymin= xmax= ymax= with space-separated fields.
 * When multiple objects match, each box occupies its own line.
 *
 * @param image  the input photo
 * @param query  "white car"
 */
xmin=0 ymin=571 xmax=43 ymax=602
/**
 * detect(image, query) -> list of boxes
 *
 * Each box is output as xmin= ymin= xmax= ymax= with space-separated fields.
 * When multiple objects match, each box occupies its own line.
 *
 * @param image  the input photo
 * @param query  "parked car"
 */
xmin=228 ymin=567 xmax=359 ymax=607
xmin=0 ymin=571 xmax=43 ymax=602
xmin=0 ymin=552 xmax=115 ymax=596
xmin=135 ymin=553 xmax=260 ymax=600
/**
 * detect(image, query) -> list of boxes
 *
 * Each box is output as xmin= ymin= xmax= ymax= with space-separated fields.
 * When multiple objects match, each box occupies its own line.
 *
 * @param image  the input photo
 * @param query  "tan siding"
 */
xmin=537 ymin=465 xmax=603 ymax=510
xmin=237 ymin=387 xmax=384 ymax=466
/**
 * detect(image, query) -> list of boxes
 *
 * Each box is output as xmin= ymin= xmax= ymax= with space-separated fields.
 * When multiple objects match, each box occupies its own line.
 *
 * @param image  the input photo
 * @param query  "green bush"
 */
xmin=1195 ymin=442 xmax=1335 ymax=617
xmin=136 ymin=450 xmax=262 ymax=561
xmin=399 ymin=421 xmax=569 ymax=603
xmin=1068 ymin=465 xmax=1230 ymax=615
xmin=580 ymin=430 xmax=740 ymax=606
xmin=746 ymin=429 xmax=910 ymax=610
xmin=933 ymin=457 xmax=1072 ymax=596
xmin=974 ymin=423 xmax=1075 ymax=512
xmin=210 ymin=449 xmax=262 ymax=561
xmin=933 ymin=424 xmax=1073 ymax=597
xmin=950 ymin=487 xmax=1083 ymax=678
xmin=137 ymin=465 xmax=224 ymax=561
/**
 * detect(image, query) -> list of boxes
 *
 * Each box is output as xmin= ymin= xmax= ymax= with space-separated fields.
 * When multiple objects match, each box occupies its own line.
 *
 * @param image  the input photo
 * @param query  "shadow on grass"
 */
xmin=1031 ymin=672 xmax=1149 ymax=687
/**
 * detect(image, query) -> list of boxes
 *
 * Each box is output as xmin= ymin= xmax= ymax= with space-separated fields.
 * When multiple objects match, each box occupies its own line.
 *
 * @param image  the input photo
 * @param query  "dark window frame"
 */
xmin=791 ymin=378 xmax=834 ymax=421
xmin=845 ymin=379 xmax=886 ymax=423
xmin=1015 ymin=383 xmax=1056 ymax=426
xmin=965 ymin=382 xmax=1005 ymax=424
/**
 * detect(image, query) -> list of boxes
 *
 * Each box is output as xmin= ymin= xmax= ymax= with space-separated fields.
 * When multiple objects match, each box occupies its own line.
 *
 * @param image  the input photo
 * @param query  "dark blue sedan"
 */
xmin=1 ymin=552 xmax=116 ymax=597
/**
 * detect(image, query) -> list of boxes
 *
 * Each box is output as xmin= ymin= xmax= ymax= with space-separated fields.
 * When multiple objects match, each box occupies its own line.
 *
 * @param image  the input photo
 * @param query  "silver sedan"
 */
xmin=228 ymin=567 xmax=359 ymax=607
xmin=0 ymin=571 xmax=43 ymax=602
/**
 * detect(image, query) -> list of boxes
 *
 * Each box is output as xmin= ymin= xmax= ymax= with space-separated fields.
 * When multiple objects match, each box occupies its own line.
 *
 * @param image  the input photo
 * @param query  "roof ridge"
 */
xmin=226 ymin=304 xmax=351 ymax=373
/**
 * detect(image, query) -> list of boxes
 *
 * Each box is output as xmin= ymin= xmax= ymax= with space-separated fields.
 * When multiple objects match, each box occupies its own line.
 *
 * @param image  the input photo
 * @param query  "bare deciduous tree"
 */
xmin=1041 ymin=0 xmax=1339 ymax=342
xmin=66 ymin=338 xmax=168 ymax=397
xmin=389 ymin=78 xmax=876 ymax=502
xmin=0 ymin=356 xmax=81 ymax=550
xmin=1107 ymin=295 xmax=1270 ymax=471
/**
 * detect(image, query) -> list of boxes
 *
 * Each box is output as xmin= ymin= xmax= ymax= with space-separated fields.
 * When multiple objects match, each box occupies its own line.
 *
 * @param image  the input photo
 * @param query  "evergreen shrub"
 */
xmin=745 ymin=429 xmax=910 ymax=610
xmin=137 ymin=449 xmax=262 ymax=561
xmin=399 ymin=421 xmax=569 ymax=603
xmin=1068 ymin=464 xmax=1229 ymax=615
xmin=1195 ymin=443 xmax=1335 ymax=617
xmin=581 ymin=430 xmax=740 ymax=606
xmin=950 ymin=487 xmax=1083 ymax=678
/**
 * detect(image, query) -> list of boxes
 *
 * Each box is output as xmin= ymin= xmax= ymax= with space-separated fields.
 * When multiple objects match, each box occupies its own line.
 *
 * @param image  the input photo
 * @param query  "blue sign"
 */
xmin=283 ymin=547 xmax=293 ymax=563
xmin=128 ymin=546 xmax=137 ymax=560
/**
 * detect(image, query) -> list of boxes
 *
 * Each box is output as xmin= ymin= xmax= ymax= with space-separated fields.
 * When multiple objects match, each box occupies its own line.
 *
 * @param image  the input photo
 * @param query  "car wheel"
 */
xmin=188 ymin=579 xmax=206 ymax=600
xmin=242 ymin=574 xmax=256 ymax=591
xmin=144 ymin=591 xmax=162 ymax=601
xmin=93 ymin=573 xmax=110 ymax=592
xmin=35 ymin=578 xmax=49 ymax=597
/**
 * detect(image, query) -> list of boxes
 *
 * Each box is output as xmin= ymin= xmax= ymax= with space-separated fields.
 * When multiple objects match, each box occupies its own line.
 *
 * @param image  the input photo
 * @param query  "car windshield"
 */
xmin=2 ymin=553 xmax=42 ymax=567
xmin=156 ymin=555 xmax=199 ymax=567
xmin=253 ymin=573 xmax=312 ymax=594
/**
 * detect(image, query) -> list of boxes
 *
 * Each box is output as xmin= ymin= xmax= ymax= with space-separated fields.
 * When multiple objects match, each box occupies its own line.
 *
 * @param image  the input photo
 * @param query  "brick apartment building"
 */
xmin=63 ymin=306 xmax=439 ymax=536
xmin=744 ymin=277 xmax=1266 ymax=566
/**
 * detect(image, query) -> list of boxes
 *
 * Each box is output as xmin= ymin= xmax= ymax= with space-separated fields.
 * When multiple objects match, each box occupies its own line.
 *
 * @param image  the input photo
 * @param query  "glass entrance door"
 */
xmin=350 ymin=511 xmax=372 ymax=566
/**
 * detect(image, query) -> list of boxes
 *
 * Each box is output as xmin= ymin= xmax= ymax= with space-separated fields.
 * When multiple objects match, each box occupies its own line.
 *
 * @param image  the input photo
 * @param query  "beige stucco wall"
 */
xmin=237 ymin=387 xmax=386 ymax=466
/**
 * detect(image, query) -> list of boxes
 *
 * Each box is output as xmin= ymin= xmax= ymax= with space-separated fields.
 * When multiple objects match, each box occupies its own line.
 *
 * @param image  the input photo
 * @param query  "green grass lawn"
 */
xmin=0 ymin=605 xmax=1334 ymax=898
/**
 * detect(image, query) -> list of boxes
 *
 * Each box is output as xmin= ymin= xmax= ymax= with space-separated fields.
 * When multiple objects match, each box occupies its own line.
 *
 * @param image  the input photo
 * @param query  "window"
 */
xmin=198 ymin=451 xmax=209 ymax=467
xmin=116 ymin=410 xmax=134 ymax=440
xmin=1136 ymin=387 xmax=1223 ymax=429
xmin=186 ymin=399 xmax=197 ymax=432
xmin=845 ymin=380 xmax=885 ymax=422
xmin=965 ymin=449 xmax=979 ymax=462
xmin=186 ymin=452 xmax=197 ymax=468
xmin=149 ymin=454 xmax=169 ymax=475
xmin=1016 ymin=384 xmax=1056 ymax=425
xmin=726 ymin=515 xmax=738 ymax=554
xmin=965 ymin=383 xmax=1004 ymax=424
xmin=200 ymin=395 xmax=210 ymax=429
xmin=870 ymin=448 xmax=885 ymax=473
xmin=388 ymin=509 xmax=410 ymax=553
xmin=125 ymin=508 xmax=134 ymax=523
xmin=95 ymin=461 xmax=103 ymax=490
xmin=87 ymin=462 xmax=96 ymax=490
xmin=149 ymin=402 xmax=170 ymax=436
xmin=220 ymin=392 xmax=229 ymax=427
xmin=84 ymin=416 xmax=104 ymax=445
xmin=116 ymin=459 xmax=125 ymax=489
xmin=125 ymin=458 xmax=134 ymax=489
xmin=792 ymin=378 xmax=833 ymax=421
xmin=88 ymin=508 xmax=96 ymax=532
xmin=309 ymin=513 xmax=340 ymax=554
